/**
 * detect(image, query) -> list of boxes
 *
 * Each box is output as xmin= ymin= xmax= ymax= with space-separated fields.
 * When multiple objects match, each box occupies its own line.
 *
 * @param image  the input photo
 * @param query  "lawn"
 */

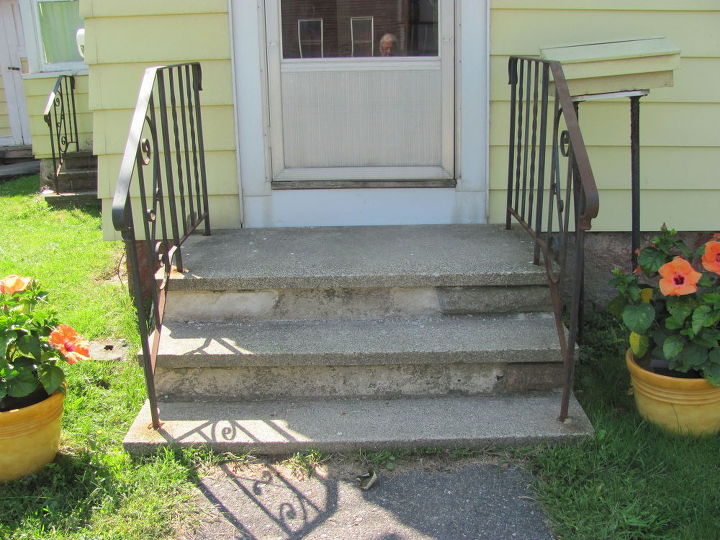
xmin=1 ymin=174 xmax=718 ymax=539
xmin=0 ymin=176 xmax=202 ymax=539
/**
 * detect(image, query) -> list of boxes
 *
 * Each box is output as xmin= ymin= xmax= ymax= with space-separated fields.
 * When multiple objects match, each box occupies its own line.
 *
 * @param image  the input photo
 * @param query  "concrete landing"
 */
xmin=173 ymin=225 xmax=546 ymax=290
xmin=123 ymin=393 xmax=592 ymax=455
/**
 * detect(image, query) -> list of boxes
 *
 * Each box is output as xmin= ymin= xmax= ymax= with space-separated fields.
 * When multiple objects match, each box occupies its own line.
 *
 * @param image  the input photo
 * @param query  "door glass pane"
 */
xmin=281 ymin=0 xmax=438 ymax=59
xmin=351 ymin=17 xmax=373 ymax=57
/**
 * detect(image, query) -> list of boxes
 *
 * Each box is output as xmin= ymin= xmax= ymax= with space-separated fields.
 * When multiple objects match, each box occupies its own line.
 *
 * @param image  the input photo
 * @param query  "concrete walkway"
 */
xmin=184 ymin=458 xmax=554 ymax=539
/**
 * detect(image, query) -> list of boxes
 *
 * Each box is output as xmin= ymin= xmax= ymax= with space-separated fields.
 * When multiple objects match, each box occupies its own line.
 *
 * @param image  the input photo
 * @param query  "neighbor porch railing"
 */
xmin=112 ymin=63 xmax=211 ymax=429
xmin=43 ymin=75 xmax=80 ymax=192
xmin=506 ymin=57 xmax=599 ymax=421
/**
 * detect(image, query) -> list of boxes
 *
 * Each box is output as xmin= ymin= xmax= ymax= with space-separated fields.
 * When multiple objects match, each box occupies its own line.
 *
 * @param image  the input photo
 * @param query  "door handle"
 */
xmin=8 ymin=66 xmax=21 ymax=71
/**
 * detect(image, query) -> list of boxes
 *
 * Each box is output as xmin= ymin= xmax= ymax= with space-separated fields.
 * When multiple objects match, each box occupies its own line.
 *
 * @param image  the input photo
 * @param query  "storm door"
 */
xmin=265 ymin=0 xmax=454 ymax=187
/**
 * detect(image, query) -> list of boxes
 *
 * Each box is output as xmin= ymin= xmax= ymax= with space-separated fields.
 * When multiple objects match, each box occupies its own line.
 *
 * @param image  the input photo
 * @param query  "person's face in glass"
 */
xmin=380 ymin=39 xmax=394 ymax=56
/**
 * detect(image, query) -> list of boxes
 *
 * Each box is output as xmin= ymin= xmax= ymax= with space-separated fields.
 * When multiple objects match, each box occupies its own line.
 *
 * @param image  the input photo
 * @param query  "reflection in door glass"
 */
xmin=281 ymin=0 xmax=438 ymax=59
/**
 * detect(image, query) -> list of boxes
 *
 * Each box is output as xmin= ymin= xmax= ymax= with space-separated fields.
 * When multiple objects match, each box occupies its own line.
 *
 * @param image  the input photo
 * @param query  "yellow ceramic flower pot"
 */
xmin=0 ymin=391 xmax=64 ymax=482
xmin=626 ymin=350 xmax=720 ymax=435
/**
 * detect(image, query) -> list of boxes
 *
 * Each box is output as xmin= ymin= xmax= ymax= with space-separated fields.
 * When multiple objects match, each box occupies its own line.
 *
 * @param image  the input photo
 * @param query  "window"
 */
xmin=20 ymin=0 xmax=84 ymax=72
xmin=281 ymin=0 xmax=438 ymax=59
xmin=351 ymin=17 xmax=373 ymax=57
xmin=298 ymin=19 xmax=323 ymax=58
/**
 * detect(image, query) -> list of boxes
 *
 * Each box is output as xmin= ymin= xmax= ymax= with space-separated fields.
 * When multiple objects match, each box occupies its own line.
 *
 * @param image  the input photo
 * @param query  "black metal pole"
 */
xmin=630 ymin=96 xmax=641 ymax=269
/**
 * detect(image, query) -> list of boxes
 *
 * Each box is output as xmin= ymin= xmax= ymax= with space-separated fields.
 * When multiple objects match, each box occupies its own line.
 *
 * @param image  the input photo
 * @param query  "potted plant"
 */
xmin=0 ymin=275 xmax=90 ymax=482
xmin=610 ymin=226 xmax=720 ymax=435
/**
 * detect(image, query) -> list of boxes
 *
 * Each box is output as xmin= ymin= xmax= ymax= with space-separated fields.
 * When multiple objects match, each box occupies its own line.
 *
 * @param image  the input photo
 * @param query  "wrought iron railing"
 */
xmin=43 ymin=75 xmax=80 ymax=192
xmin=112 ymin=63 xmax=211 ymax=429
xmin=506 ymin=57 xmax=599 ymax=421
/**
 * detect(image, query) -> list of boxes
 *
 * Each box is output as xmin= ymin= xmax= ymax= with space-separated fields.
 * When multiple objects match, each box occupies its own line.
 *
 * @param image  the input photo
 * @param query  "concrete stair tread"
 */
xmin=157 ymin=314 xmax=561 ymax=368
xmin=58 ymin=168 xmax=96 ymax=176
xmin=123 ymin=393 xmax=592 ymax=455
xmin=172 ymin=225 xmax=547 ymax=290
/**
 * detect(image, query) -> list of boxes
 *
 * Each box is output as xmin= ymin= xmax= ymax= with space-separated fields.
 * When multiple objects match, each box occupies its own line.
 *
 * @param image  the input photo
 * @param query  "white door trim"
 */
xmin=0 ymin=0 xmax=31 ymax=145
xmin=230 ymin=0 xmax=490 ymax=228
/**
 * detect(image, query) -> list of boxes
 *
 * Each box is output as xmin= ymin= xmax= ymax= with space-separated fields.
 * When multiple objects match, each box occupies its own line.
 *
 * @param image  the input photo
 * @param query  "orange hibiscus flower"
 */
xmin=701 ymin=240 xmax=720 ymax=275
xmin=49 ymin=324 xmax=90 ymax=364
xmin=658 ymin=258 xmax=702 ymax=296
xmin=0 ymin=275 xmax=32 ymax=295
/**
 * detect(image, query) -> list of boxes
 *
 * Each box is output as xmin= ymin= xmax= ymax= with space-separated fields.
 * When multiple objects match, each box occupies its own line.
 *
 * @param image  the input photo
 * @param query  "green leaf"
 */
xmin=708 ymin=348 xmax=720 ymax=366
xmin=638 ymin=247 xmax=667 ymax=273
xmin=6 ymin=367 xmax=39 ymax=398
xmin=629 ymin=332 xmax=649 ymax=358
xmin=0 ymin=331 xmax=15 ymax=362
xmin=37 ymin=364 xmax=65 ymax=395
xmin=622 ymin=304 xmax=656 ymax=334
xmin=17 ymin=334 xmax=42 ymax=361
xmin=673 ymin=344 xmax=708 ymax=372
xmin=692 ymin=305 xmax=713 ymax=335
xmin=703 ymin=364 xmax=720 ymax=386
xmin=607 ymin=295 xmax=627 ymax=318
xmin=0 ymin=383 xmax=7 ymax=399
xmin=694 ymin=329 xmax=720 ymax=349
xmin=666 ymin=298 xmax=692 ymax=323
xmin=703 ymin=292 xmax=720 ymax=308
xmin=663 ymin=335 xmax=684 ymax=359
xmin=665 ymin=317 xmax=684 ymax=331
xmin=698 ymin=274 xmax=714 ymax=288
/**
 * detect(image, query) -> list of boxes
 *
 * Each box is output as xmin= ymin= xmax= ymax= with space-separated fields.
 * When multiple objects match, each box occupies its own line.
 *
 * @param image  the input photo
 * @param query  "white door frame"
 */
xmin=229 ymin=0 xmax=489 ymax=228
xmin=0 ymin=0 xmax=31 ymax=146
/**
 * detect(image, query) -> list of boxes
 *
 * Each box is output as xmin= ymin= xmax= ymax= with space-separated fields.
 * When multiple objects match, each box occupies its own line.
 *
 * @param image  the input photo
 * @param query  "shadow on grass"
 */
xmin=0 ymin=451 xmax=114 ymax=534
xmin=0 ymin=175 xmax=38 ymax=197
xmin=0 ymin=174 xmax=100 ymax=218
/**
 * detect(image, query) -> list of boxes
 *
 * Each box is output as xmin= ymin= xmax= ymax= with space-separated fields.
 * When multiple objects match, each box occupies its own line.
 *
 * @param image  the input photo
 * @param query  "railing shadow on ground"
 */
xmin=184 ymin=459 xmax=552 ymax=540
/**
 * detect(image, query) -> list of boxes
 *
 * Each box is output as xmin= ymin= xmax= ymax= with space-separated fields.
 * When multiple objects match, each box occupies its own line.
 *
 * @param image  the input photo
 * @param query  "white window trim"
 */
xmin=297 ymin=18 xmax=323 ymax=59
xmin=350 ymin=16 xmax=373 ymax=57
xmin=18 ymin=0 xmax=85 ymax=74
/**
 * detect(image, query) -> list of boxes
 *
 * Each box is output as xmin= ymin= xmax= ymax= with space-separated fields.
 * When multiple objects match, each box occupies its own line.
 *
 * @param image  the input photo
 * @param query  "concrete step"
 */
xmin=0 ymin=145 xmax=33 ymax=162
xmin=165 ymin=285 xmax=551 ymax=321
xmin=153 ymin=314 xmax=564 ymax=401
xmin=62 ymin=151 xmax=96 ymax=170
xmin=42 ymin=190 xmax=99 ymax=208
xmin=123 ymin=392 xmax=593 ymax=455
xmin=172 ymin=225 xmax=547 ymax=292
xmin=55 ymin=169 xmax=97 ymax=191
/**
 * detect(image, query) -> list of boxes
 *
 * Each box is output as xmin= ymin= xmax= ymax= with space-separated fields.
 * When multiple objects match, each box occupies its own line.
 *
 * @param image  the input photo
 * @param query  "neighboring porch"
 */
xmin=124 ymin=224 xmax=592 ymax=454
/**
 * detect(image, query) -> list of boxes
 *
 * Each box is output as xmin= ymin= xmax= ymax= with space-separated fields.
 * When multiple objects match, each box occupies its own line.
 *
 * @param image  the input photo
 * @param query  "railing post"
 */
xmin=192 ymin=63 xmax=212 ymax=236
xmin=630 ymin=95 xmax=641 ymax=270
xmin=156 ymin=71 xmax=184 ymax=273
xmin=506 ymin=58 xmax=518 ymax=230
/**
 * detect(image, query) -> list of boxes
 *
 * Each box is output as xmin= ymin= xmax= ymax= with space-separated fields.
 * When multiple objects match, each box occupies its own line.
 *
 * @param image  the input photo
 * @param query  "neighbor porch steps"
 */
xmin=123 ymin=225 xmax=593 ymax=454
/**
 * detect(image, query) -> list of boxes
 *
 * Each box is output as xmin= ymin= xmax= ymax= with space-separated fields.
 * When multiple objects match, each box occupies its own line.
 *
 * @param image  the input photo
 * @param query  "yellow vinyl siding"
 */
xmin=0 ymin=76 xmax=11 ymax=138
xmin=490 ymin=3 xmax=720 ymax=231
xmin=22 ymin=74 xmax=91 ymax=158
xmin=80 ymin=0 xmax=239 ymax=239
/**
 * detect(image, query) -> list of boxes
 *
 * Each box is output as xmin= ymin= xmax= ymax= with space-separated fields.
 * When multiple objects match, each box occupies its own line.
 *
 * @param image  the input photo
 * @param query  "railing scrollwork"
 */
xmin=43 ymin=75 xmax=80 ymax=192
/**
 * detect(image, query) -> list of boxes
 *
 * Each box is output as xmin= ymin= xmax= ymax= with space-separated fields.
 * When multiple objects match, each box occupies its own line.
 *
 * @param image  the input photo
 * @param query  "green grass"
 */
xmin=527 ymin=312 xmax=720 ymax=540
xmin=0 ymin=176 xmax=200 ymax=539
